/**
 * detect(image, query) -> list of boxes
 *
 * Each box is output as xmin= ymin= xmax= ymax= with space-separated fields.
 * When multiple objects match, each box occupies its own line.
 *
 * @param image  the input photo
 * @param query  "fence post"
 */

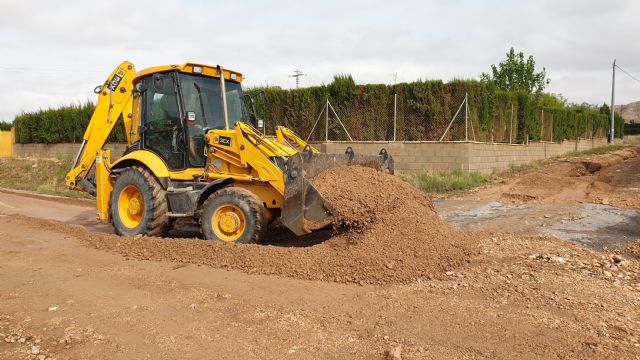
xmin=541 ymin=109 xmax=544 ymax=140
xmin=393 ymin=93 xmax=397 ymax=141
xmin=325 ymin=99 xmax=329 ymax=142
xmin=509 ymin=103 xmax=514 ymax=144
xmin=464 ymin=92 xmax=468 ymax=141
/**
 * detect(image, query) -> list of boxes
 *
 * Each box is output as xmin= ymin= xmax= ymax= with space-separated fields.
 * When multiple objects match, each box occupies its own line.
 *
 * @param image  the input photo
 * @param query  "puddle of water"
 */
xmin=435 ymin=199 xmax=533 ymax=231
xmin=436 ymin=199 xmax=639 ymax=250
xmin=446 ymin=201 xmax=527 ymax=221
xmin=545 ymin=204 xmax=639 ymax=250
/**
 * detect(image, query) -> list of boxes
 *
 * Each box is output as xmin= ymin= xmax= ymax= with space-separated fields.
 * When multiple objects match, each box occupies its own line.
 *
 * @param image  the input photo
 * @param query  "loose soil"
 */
xmin=13 ymin=166 xmax=478 ymax=286
xmin=460 ymin=147 xmax=640 ymax=209
xmin=1 ymin=148 xmax=639 ymax=359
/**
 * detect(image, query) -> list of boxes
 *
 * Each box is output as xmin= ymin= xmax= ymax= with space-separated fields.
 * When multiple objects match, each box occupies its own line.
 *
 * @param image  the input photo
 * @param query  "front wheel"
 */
xmin=201 ymin=187 xmax=267 ymax=244
xmin=110 ymin=166 xmax=169 ymax=236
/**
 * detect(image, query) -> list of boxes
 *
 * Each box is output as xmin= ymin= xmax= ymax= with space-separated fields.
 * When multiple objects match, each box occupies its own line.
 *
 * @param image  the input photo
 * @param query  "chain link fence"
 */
xmin=302 ymin=93 xmax=520 ymax=143
xmin=295 ymin=93 xmax=607 ymax=143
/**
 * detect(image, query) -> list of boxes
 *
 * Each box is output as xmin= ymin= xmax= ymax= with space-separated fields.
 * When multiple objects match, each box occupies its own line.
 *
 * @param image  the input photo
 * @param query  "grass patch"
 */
xmin=0 ymin=157 xmax=91 ymax=198
xmin=401 ymin=170 xmax=489 ymax=193
xmin=493 ymin=159 xmax=546 ymax=179
xmin=562 ymin=145 xmax=627 ymax=158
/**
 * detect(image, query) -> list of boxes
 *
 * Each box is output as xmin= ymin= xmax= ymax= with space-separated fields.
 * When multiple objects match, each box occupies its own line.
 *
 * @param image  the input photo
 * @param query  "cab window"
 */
xmin=141 ymin=73 xmax=185 ymax=170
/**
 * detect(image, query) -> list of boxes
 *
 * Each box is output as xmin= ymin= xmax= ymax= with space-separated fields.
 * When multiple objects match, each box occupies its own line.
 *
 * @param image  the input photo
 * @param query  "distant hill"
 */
xmin=615 ymin=101 xmax=640 ymax=124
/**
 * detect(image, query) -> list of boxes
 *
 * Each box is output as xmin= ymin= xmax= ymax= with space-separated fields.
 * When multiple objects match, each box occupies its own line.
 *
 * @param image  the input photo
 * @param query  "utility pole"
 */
xmin=289 ymin=69 xmax=306 ymax=89
xmin=609 ymin=59 xmax=616 ymax=143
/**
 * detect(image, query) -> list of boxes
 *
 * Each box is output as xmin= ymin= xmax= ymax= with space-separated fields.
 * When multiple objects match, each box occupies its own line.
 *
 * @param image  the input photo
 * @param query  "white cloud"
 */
xmin=0 ymin=0 xmax=638 ymax=121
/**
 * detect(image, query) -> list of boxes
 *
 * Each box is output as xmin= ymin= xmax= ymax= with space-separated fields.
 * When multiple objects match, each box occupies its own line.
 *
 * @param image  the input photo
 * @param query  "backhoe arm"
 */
xmin=275 ymin=126 xmax=318 ymax=153
xmin=65 ymin=61 xmax=136 ymax=194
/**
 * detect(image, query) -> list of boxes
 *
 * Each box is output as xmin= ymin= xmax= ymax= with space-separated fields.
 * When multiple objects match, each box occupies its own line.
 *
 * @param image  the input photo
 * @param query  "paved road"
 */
xmin=0 ymin=189 xmax=112 ymax=233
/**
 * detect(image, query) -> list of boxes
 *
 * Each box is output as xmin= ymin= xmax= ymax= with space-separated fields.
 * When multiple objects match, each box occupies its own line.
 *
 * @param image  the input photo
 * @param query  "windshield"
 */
xmin=178 ymin=73 xmax=247 ymax=129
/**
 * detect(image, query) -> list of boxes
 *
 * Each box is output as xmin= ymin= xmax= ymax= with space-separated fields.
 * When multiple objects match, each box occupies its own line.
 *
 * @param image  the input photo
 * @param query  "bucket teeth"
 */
xmin=281 ymin=148 xmax=394 ymax=235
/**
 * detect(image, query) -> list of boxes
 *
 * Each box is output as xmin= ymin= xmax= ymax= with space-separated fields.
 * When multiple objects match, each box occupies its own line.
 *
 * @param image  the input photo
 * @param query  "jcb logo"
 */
xmin=213 ymin=135 xmax=231 ymax=146
xmin=219 ymin=136 xmax=231 ymax=146
xmin=107 ymin=70 xmax=124 ymax=92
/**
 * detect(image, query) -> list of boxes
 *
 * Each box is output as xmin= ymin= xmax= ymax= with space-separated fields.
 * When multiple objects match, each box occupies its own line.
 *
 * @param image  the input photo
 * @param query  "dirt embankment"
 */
xmin=465 ymin=148 xmax=640 ymax=208
xmin=19 ymin=166 xmax=477 ymax=285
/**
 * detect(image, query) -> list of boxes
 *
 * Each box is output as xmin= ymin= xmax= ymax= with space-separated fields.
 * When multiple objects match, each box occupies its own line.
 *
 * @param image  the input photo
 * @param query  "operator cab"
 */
xmin=133 ymin=64 xmax=249 ymax=170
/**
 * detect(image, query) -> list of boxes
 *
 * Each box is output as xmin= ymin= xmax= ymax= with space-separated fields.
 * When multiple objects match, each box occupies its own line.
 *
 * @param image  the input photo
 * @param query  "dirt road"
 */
xmin=437 ymin=148 xmax=640 ymax=250
xmin=1 ymin=149 xmax=639 ymax=359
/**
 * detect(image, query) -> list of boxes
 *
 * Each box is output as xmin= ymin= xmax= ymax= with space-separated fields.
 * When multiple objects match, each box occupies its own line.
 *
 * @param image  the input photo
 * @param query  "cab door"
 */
xmin=140 ymin=72 xmax=186 ymax=170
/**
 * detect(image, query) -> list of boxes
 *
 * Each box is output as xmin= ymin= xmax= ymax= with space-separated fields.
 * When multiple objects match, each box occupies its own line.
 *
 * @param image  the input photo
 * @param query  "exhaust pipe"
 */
xmin=217 ymin=65 xmax=230 ymax=130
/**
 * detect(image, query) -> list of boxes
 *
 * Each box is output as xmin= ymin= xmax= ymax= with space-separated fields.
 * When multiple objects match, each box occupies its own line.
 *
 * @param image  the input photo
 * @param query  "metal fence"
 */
xmin=301 ymin=93 xmax=517 ymax=143
xmin=296 ymin=94 xmax=602 ymax=143
xmin=298 ymin=94 xmax=478 ymax=141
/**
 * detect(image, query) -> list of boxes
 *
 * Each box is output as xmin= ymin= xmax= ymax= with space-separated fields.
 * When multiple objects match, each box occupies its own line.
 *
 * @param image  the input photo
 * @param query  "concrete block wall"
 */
xmin=13 ymin=143 xmax=128 ymax=160
xmin=466 ymin=138 xmax=609 ymax=173
xmin=316 ymin=142 xmax=472 ymax=172
xmin=314 ymin=137 xmax=612 ymax=174
xmin=11 ymin=137 xmax=614 ymax=175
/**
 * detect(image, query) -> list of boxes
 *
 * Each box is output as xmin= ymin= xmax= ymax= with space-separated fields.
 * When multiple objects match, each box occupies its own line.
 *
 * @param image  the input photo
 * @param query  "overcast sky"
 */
xmin=1 ymin=0 xmax=639 ymax=121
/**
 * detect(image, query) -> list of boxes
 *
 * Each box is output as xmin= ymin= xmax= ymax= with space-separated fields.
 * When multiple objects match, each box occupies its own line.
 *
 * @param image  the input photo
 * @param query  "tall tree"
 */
xmin=481 ymin=47 xmax=550 ymax=93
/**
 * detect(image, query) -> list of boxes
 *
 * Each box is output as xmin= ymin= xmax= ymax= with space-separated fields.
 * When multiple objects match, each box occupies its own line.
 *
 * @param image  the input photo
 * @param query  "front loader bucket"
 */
xmin=281 ymin=147 xmax=394 ymax=236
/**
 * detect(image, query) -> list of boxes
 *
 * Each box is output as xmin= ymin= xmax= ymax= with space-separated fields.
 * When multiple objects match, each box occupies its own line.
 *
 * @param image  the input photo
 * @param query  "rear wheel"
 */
xmin=201 ymin=187 xmax=267 ymax=244
xmin=110 ymin=166 xmax=169 ymax=236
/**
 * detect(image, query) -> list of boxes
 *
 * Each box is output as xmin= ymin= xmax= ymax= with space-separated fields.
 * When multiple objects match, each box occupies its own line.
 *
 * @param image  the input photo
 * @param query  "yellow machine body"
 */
xmin=66 ymin=61 xmax=393 ymax=242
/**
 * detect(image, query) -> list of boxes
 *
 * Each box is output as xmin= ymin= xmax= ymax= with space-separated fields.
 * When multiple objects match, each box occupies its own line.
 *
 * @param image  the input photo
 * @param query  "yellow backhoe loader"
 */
xmin=66 ymin=61 xmax=393 ymax=243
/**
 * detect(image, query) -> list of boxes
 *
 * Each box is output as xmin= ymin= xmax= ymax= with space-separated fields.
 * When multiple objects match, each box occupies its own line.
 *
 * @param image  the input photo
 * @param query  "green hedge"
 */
xmin=13 ymin=78 xmax=623 ymax=144
xmin=543 ymin=107 xmax=619 ymax=142
xmin=13 ymin=102 xmax=126 ymax=144
xmin=0 ymin=121 xmax=12 ymax=131
xmin=247 ymin=79 xmax=623 ymax=142
xmin=624 ymin=123 xmax=640 ymax=135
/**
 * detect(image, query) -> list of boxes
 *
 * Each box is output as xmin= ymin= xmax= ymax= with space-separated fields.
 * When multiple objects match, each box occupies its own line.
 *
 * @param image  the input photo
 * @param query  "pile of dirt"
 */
xmin=18 ymin=166 xmax=477 ymax=285
xmin=313 ymin=165 xmax=435 ymax=229
xmin=311 ymin=165 xmax=477 ymax=274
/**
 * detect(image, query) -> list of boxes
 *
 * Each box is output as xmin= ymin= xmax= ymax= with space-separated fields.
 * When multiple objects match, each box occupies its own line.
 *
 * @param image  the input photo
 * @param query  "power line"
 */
xmin=615 ymin=64 xmax=640 ymax=84
xmin=0 ymin=65 xmax=105 ymax=73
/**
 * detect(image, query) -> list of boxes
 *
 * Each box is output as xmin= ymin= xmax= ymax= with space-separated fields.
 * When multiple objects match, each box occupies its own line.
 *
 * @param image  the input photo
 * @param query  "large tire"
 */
xmin=201 ymin=187 xmax=267 ymax=244
xmin=110 ymin=166 xmax=169 ymax=237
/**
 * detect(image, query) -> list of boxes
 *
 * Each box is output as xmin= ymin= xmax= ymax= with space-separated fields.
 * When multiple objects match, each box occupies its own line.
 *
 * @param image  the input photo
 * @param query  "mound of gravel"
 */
xmin=311 ymin=166 xmax=478 ymax=281
xmin=37 ymin=166 xmax=478 ymax=285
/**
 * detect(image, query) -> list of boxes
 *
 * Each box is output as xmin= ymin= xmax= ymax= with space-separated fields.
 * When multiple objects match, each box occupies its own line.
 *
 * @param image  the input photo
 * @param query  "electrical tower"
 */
xmin=289 ymin=69 xmax=306 ymax=88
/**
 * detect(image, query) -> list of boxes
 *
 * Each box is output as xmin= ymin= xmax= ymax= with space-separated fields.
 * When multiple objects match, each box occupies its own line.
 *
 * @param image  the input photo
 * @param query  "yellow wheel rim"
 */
xmin=118 ymin=185 xmax=144 ymax=229
xmin=212 ymin=205 xmax=246 ymax=242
